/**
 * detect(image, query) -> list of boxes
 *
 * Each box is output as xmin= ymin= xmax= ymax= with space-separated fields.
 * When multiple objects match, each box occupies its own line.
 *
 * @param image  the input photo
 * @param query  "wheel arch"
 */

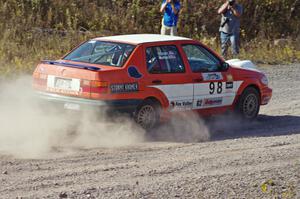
xmin=244 ymin=84 xmax=261 ymax=101
xmin=143 ymin=96 xmax=163 ymax=107
xmin=234 ymin=83 xmax=261 ymax=106
xmin=134 ymin=96 xmax=162 ymax=130
xmin=234 ymin=84 xmax=261 ymax=120
xmin=139 ymin=87 xmax=170 ymax=109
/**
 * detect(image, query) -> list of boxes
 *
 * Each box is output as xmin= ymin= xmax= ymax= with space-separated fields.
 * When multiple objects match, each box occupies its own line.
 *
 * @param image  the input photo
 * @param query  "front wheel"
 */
xmin=134 ymin=99 xmax=160 ymax=130
xmin=236 ymin=87 xmax=260 ymax=120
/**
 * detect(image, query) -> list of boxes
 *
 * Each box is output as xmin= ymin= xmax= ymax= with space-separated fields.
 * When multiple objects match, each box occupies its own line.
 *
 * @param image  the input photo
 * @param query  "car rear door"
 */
xmin=181 ymin=44 xmax=243 ymax=110
xmin=142 ymin=42 xmax=194 ymax=111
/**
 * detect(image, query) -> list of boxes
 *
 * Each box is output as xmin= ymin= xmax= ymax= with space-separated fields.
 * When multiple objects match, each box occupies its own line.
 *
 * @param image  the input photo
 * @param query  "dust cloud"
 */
xmin=0 ymin=75 xmax=211 ymax=159
xmin=0 ymin=75 xmax=144 ymax=158
xmin=151 ymin=112 xmax=210 ymax=143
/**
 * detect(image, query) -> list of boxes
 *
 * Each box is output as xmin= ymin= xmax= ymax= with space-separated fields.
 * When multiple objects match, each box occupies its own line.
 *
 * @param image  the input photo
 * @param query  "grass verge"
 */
xmin=0 ymin=31 xmax=299 ymax=77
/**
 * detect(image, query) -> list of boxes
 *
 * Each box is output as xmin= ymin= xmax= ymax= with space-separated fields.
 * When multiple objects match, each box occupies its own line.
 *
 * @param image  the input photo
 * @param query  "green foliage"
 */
xmin=1 ymin=0 xmax=299 ymax=38
xmin=0 ymin=0 xmax=299 ymax=76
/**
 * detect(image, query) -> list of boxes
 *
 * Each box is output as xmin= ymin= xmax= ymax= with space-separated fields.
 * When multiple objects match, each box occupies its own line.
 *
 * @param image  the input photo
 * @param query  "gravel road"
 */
xmin=0 ymin=64 xmax=300 ymax=199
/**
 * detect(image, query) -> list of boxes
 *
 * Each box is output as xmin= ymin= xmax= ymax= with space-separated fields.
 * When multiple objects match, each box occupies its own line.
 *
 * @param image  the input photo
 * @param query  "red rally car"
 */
xmin=33 ymin=34 xmax=272 ymax=129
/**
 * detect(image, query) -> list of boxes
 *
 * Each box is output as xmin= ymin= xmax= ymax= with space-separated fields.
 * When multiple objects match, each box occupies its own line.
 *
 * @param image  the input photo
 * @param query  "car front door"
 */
xmin=143 ymin=43 xmax=194 ymax=111
xmin=181 ymin=44 xmax=242 ymax=110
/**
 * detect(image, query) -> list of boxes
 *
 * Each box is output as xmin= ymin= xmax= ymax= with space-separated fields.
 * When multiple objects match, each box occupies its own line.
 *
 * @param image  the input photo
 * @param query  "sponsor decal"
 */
xmin=196 ymin=99 xmax=203 ymax=107
xmin=202 ymin=72 xmax=223 ymax=81
xmin=128 ymin=66 xmax=142 ymax=79
xmin=226 ymin=82 xmax=234 ymax=89
xmin=170 ymin=100 xmax=193 ymax=110
xmin=110 ymin=82 xmax=139 ymax=93
xmin=170 ymin=101 xmax=175 ymax=107
xmin=226 ymin=74 xmax=233 ymax=81
xmin=203 ymin=97 xmax=223 ymax=106
xmin=46 ymin=87 xmax=81 ymax=96
xmin=158 ymin=51 xmax=176 ymax=60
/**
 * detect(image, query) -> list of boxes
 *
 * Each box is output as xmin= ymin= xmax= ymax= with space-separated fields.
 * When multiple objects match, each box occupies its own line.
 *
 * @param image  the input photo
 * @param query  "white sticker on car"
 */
xmin=202 ymin=72 xmax=223 ymax=81
xmin=47 ymin=75 xmax=81 ymax=95
xmin=150 ymin=84 xmax=194 ymax=112
xmin=150 ymin=80 xmax=243 ymax=111
xmin=169 ymin=100 xmax=193 ymax=111
xmin=193 ymin=81 xmax=243 ymax=109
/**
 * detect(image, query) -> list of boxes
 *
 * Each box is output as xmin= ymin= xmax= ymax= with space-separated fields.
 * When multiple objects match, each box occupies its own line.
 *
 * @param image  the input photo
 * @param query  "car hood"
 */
xmin=226 ymin=59 xmax=261 ymax=73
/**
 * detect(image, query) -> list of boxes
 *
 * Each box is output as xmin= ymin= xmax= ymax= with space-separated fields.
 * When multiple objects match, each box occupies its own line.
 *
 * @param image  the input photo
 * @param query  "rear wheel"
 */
xmin=236 ymin=87 xmax=260 ymax=120
xmin=134 ymin=99 xmax=160 ymax=130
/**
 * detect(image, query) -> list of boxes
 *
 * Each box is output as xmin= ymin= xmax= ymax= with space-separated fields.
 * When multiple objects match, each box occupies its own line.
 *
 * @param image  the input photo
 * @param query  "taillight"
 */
xmin=33 ymin=72 xmax=47 ymax=85
xmin=81 ymin=80 xmax=108 ymax=93
xmin=90 ymin=80 xmax=108 ymax=88
xmin=33 ymin=72 xmax=47 ymax=79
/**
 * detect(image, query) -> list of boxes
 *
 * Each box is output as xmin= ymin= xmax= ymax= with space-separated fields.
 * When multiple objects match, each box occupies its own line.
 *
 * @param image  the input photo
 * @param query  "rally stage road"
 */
xmin=0 ymin=64 xmax=300 ymax=199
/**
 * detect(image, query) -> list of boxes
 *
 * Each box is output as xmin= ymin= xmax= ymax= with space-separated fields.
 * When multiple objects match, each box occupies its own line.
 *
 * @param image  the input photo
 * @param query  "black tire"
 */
xmin=236 ymin=87 xmax=260 ymax=120
xmin=134 ymin=99 xmax=161 ymax=130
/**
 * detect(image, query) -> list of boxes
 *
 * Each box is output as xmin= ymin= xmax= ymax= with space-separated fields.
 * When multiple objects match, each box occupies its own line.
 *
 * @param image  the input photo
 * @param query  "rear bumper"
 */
xmin=261 ymin=87 xmax=272 ymax=105
xmin=36 ymin=92 xmax=142 ymax=112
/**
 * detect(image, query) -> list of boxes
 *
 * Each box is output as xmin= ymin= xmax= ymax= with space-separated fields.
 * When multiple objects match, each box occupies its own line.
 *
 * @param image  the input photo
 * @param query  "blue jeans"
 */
xmin=220 ymin=31 xmax=240 ymax=58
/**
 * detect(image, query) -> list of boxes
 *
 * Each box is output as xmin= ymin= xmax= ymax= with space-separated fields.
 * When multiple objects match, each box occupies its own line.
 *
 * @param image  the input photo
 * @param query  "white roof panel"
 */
xmin=95 ymin=34 xmax=192 ymax=44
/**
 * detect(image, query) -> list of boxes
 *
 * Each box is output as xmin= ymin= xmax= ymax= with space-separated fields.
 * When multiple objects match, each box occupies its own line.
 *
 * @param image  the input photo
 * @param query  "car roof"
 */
xmin=94 ymin=34 xmax=192 ymax=45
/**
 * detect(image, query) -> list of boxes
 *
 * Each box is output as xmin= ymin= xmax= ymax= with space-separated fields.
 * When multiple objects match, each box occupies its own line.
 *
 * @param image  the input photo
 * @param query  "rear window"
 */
xmin=64 ymin=40 xmax=135 ymax=67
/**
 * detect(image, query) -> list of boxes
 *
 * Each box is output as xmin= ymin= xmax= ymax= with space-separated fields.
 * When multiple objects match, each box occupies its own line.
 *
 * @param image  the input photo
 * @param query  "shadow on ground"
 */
xmin=148 ymin=113 xmax=300 ymax=143
xmin=209 ymin=114 xmax=300 ymax=141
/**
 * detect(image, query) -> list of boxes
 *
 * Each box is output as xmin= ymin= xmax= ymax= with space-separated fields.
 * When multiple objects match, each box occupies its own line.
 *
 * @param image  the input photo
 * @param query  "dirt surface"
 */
xmin=0 ymin=64 xmax=300 ymax=199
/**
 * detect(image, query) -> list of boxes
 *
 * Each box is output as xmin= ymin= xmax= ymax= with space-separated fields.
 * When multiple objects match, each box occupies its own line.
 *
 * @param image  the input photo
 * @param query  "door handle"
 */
xmin=152 ymin=80 xmax=162 ymax=84
xmin=193 ymin=78 xmax=203 ymax=83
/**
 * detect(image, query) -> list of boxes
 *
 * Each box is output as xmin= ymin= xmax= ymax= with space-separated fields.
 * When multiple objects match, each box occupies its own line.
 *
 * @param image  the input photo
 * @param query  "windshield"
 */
xmin=64 ymin=40 xmax=135 ymax=67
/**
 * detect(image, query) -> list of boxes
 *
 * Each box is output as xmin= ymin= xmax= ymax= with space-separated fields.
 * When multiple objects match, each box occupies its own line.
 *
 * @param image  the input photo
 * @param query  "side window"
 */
xmin=146 ymin=45 xmax=185 ymax=74
xmin=182 ymin=44 xmax=221 ymax=72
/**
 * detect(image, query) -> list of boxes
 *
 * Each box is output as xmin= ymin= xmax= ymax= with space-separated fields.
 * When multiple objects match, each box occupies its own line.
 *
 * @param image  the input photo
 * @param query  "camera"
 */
xmin=228 ymin=0 xmax=235 ymax=6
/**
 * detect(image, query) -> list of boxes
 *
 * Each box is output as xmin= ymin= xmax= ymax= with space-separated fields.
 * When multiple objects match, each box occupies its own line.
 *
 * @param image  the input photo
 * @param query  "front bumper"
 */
xmin=261 ymin=87 xmax=272 ymax=105
xmin=36 ymin=92 xmax=142 ymax=112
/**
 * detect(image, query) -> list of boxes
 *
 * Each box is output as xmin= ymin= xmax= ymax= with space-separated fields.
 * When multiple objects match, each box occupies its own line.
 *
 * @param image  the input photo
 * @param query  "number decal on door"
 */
xmin=217 ymin=82 xmax=223 ymax=94
xmin=209 ymin=82 xmax=223 ymax=94
xmin=209 ymin=82 xmax=215 ymax=94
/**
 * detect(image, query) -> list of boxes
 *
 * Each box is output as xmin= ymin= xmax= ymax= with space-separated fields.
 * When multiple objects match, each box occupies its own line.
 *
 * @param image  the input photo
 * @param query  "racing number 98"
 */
xmin=209 ymin=82 xmax=222 ymax=94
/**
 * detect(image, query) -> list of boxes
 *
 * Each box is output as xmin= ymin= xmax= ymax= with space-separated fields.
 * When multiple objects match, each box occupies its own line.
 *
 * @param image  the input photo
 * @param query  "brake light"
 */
xmin=81 ymin=80 xmax=109 ymax=93
xmin=90 ymin=80 xmax=108 ymax=88
xmin=33 ymin=72 xmax=47 ymax=80
xmin=33 ymin=72 xmax=47 ymax=86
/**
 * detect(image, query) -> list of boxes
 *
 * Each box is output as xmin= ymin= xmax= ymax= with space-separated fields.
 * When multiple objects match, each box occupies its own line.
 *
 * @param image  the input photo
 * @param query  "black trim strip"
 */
xmin=42 ymin=60 xmax=101 ymax=71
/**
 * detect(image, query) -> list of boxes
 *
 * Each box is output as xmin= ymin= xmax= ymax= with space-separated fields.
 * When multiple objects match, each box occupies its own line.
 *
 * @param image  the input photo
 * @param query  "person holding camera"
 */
xmin=160 ymin=0 xmax=181 ymax=36
xmin=218 ymin=0 xmax=243 ymax=58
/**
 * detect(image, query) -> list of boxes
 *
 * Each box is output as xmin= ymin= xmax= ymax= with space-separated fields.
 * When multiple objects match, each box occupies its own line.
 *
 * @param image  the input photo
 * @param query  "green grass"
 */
xmin=0 ymin=0 xmax=299 ymax=77
xmin=0 ymin=31 xmax=299 ymax=77
xmin=198 ymin=35 xmax=300 ymax=64
xmin=0 ymin=31 xmax=91 ymax=77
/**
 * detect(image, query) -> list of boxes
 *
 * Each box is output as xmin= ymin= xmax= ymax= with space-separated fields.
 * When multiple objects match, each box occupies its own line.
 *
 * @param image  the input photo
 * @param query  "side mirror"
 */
xmin=220 ymin=62 xmax=229 ymax=71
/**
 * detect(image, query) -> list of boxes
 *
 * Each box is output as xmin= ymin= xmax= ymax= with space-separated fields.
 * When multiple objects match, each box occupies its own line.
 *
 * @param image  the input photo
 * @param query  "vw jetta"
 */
xmin=33 ymin=34 xmax=272 ymax=129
